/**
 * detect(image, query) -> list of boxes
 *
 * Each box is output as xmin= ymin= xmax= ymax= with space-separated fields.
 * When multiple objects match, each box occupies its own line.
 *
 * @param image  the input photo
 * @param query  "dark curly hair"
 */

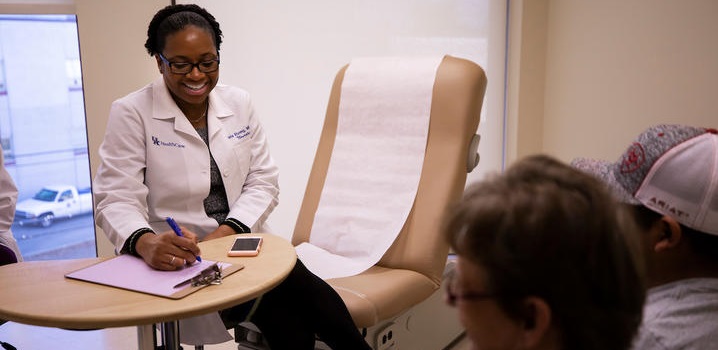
xmin=144 ymin=4 xmax=223 ymax=56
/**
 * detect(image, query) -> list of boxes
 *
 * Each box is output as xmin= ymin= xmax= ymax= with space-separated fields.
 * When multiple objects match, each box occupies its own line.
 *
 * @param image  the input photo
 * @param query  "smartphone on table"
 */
xmin=227 ymin=236 xmax=263 ymax=257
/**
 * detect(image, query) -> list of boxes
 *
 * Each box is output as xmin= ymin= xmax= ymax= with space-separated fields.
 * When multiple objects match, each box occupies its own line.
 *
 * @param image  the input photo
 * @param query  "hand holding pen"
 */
xmin=166 ymin=217 xmax=202 ymax=263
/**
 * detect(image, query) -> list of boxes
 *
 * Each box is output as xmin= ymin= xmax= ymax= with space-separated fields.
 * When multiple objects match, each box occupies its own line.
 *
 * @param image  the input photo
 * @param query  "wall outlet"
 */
xmin=375 ymin=322 xmax=397 ymax=350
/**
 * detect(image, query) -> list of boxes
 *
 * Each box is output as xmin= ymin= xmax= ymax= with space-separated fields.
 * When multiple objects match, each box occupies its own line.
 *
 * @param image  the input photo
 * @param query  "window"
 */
xmin=0 ymin=14 xmax=96 ymax=260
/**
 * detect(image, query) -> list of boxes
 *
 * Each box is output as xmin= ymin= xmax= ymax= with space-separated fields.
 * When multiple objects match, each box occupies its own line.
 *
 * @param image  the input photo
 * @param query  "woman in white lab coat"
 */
xmin=0 ymin=145 xmax=22 ymax=265
xmin=93 ymin=4 xmax=370 ymax=349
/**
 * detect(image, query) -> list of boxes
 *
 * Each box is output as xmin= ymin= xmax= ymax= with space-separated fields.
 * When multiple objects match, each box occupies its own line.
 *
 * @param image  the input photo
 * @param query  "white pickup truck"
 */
xmin=15 ymin=185 xmax=93 ymax=227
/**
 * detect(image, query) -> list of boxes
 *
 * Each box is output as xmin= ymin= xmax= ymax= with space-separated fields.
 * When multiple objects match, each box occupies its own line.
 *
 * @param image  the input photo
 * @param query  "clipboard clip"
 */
xmin=173 ymin=263 xmax=222 ymax=289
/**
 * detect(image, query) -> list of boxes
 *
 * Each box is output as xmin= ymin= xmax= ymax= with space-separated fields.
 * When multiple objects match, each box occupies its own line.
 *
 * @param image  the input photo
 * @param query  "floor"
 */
xmin=0 ymin=322 xmax=471 ymax=350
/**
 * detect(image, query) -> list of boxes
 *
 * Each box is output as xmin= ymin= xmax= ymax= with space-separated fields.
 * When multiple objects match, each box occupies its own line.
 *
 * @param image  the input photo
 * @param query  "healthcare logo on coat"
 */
xmin=151 ymin=136 xmax=186 ymax=148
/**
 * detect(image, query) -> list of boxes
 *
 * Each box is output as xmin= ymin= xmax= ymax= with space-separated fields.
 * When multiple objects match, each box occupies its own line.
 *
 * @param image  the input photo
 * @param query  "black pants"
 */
xmin=220 ymin=260 xmax=371 ymax=350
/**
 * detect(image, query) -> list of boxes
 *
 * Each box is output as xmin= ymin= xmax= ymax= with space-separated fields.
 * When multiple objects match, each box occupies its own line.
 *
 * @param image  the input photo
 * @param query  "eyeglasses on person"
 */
xmin=158 ymin=53 xmax=220 ymax=74
xmin=444 ymin=269 xmax=498 ymax=307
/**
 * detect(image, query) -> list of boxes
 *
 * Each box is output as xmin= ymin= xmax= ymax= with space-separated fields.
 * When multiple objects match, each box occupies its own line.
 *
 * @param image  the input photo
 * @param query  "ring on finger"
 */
xmin=170 ymin=256 xmax=176 ymax=264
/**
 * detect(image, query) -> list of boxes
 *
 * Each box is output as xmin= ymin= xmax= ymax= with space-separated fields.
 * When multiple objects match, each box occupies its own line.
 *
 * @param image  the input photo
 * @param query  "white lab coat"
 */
xmin=0 ymin=146 xmax=22 ymax=262
xmin=93 ymin=77 xmax=279 ymax=345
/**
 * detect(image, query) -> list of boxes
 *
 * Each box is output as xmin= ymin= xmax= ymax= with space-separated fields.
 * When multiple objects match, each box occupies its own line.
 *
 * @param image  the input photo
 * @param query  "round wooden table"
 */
xmin=0 ymin=233 xmax=296 ymax=349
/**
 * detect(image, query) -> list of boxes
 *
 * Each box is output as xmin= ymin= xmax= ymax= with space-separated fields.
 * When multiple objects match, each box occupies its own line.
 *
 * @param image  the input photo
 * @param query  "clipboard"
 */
xmin=65 ymin=254 xmax=244 ymax=299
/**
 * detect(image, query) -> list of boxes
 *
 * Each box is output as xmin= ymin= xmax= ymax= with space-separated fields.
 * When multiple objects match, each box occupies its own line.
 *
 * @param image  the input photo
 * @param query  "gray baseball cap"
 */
xmin=572 ymin=124 xmax=718 ymax=235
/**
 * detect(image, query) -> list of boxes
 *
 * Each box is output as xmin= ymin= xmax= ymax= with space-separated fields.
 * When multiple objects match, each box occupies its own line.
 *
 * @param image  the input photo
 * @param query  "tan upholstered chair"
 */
xmin=291 ymin=55 xmax=487 ymax=346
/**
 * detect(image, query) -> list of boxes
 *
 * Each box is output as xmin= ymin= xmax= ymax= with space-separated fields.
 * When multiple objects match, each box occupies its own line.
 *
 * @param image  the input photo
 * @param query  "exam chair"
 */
xmin=236 ymin=55 xmax=486 ymax=350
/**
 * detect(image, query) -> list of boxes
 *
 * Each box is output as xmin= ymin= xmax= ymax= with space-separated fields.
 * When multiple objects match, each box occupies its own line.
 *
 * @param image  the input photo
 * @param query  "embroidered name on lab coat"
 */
xmin=151 ymin=136 xmax=186 ymax=148
xmin=228 ymin=125 xmax=252 ymax=140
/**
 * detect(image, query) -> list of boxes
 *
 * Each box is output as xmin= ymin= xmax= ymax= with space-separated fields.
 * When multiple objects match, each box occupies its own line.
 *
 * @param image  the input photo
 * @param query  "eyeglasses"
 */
xmin=158 ymin=53 xmax=220 ymax=75
xmin=445 ymin=270 xmax=498 ymax=307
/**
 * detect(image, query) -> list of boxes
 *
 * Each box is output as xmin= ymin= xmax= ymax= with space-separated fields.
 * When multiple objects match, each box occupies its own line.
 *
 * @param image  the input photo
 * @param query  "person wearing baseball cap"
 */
xmin=572 ymin=124 xmax=718 ymax=350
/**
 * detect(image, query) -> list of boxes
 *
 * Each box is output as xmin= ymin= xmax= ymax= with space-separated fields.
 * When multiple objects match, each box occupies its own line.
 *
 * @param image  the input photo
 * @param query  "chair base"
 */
xmin=362 ymin=258 xmax=463 ymax=350
xmin=234 ymin=258 xmax=463 ymax=350
xmin=234 ymin=322 xmax=332 ymax=350
xmin=234 ymin=322 xmax=269 ymax=350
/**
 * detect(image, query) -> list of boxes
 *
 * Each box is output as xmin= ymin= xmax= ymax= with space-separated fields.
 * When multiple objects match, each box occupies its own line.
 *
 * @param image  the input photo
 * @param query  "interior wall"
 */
xmin=509 ymin=0 xmax=718 ymax=165
xmin=183 ymin=0 xmax=508 ymax=239
xmin=16 ymin=0 xmax=718 ymax=256
xmin=506 ymin=0 xmax=548 ymax=162
xmin=0 ymin=1 xmax=72 ymax=14
xmin=74 ymin=0 xmax=166 ymax=257
xmin=73 ymin=0 xmax=505 ymax=254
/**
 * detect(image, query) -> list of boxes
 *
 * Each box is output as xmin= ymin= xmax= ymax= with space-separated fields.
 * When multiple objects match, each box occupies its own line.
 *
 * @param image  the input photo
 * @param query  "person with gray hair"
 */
xmin=445 ymin=155 xmax=646 ymax=350
xmin=573 ymin=124 xmax=718 ymax=349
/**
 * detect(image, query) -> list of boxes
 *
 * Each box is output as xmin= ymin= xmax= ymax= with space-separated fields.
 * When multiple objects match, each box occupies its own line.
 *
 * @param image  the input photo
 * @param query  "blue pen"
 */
xmin=166 ymin=217 xmax=202 ymax=262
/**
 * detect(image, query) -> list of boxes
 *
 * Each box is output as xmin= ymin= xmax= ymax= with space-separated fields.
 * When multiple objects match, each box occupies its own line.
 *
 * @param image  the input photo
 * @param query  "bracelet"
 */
xmin=122 ymin=227 xmax=155 ymax=256
xmin=222 ymin=218 xmax=251 ymax=234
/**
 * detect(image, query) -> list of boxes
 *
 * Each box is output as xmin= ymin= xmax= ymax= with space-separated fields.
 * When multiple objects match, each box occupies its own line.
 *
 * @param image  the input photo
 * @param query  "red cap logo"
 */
xmin=620 ymin=142 xmax=645 ymax=173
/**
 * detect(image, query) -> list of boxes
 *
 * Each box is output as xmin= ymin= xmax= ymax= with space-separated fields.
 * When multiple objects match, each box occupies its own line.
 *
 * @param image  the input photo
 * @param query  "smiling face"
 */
xmin=155 ymin=25 xmax=219 ymax=113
